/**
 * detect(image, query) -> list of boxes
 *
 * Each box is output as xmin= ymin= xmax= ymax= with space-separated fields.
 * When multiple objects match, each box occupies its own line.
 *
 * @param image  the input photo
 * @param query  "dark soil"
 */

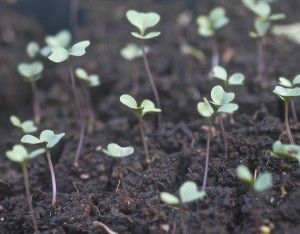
xmin=1 ymin=0 xmax=300 ymax=233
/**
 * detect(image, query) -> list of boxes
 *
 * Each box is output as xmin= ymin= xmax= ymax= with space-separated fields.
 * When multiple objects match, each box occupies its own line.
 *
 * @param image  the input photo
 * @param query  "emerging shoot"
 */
xmin=120 ymin=94 xmax=161 ymax=168
xmin=21 ymin=130 xmax=65 ymax=205
xmin=213 ymin=66 xmax=245 ymax=88
xmin=10 ymin=115 xmax=37 ymax=133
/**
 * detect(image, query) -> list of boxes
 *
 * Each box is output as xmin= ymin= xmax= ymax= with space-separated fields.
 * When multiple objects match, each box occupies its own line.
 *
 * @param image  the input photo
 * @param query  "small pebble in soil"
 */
xmin=97 ymin=164 xmax=106 ymax=173
xmin=99 ymin=175 xmax=109 ymax=183
xmin=80 ymin=174 xmax=90 ymax=180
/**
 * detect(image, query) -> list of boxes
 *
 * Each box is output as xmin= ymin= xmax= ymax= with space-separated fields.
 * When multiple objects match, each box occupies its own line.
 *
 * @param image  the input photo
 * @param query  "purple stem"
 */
xmin=117 ymin=159 xmax=130 ymax=204
xmin=139 ymin=116 xmax=151 ymax=169
xmin=69 ymin=0 xmax=79 ymax=40
xmin=257 ymin=38 xmax=268 ymax=88
xmin=291 ymin=99 xmax=298 ymax=123
xmin=84 ymin=87 xmax=95 ymax=135
xmin=46 ymin=150 xmax=57 ymax=205
xmin=202 ymin=118 xmax=212 ymax=192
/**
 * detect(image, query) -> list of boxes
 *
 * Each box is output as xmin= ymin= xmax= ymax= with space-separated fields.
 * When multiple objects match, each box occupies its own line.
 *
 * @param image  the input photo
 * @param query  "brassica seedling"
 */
xmin=278 ymin=75 xmax=300 ymax=122
xmin=6 ymin=145 xmax=45 ymax=232
xmin=75 ymin=68 xmax=100 ymax=134
xmin=10 ymin=115 xmax=37 ymax=133
xmin=21 ymin=130 xmax=65 ymax=205
xmin=126 ymin=10 xmax=162 ymax=129
xmin=48 ymin=40 xmax=90 ymax=167
xmin=197 ymin=86 xmax=238 ymax=191
xmin=213 ymin=66 xmax=245 ymax=88
xmin=160 ymin=181 xmax=205 ymax=234
xmin=103 ymin=143 xmax=134 ymax=204
xmin=197 ymin=7 xmax=229 ymax=72
xmin=273 ymin=85 xmax=300 ymax=144
xmin=272 ymin=140 xmax=300 ymax=164
xmin=241 ymin=0 xmax=285 ymax=88
xmin=18 ymin=61 xmax=44 ymax=124
xmin=120 ymin=94 xmax=161 ymax=168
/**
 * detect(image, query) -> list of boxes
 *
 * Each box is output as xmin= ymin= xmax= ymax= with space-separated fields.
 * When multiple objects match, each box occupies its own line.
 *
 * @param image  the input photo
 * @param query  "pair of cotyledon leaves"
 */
xmin=236 ymin=165 xmax=272 ymax=192
xmin=120 ymin=94 xmax=161 ymax=117
xmin=10 ymin=116 xmax=37 ymax=133
xmin=21 ymin=130 xmax=65 ymax=149
xmin=273 ymin=76 xmax=300 ymax=101
xmin=102 ymin=143 xmax=134 ymax=158
xmin=197 ymin=85 xmax=238 ymax=118
xmin=17 ymin=61 xmax=44 ymax=82
xmin=272 ymin=141 xmax=300 ymax=164
xmin=197 ymin=7 xmax=229 ymax=37
xmin=6 ymin=145 xmax=45 ymax=163
xmin=126 ymin=10 xmax=161 ymax=39
xmin=75 ymin=68 xmax=100 ymax=87
xmin=160 ymin=181 xmax=206 ymax=205
xmin=213 ymin=66 xmax=245 ymax=86
xmin=120 ymin=43 xmax=149 ymax=61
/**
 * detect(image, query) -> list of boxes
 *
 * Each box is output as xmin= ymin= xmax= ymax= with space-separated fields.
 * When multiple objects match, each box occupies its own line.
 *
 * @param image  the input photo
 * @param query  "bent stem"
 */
xmin=68 ymin=61 xmax=85 ymax=166
xmin=219 ymin=114 xmax=228 ymax=158
xmin=117 ymin=159 xmax=130 ymax=204
xmin=179 ymin=205 xmax=187 ymax=234
xmin=46 ymin=150 xmax=57 ymax=205
xmin=257 ymin=38 xmax=268 ymax=88
xmin=22 ymin=162 xmax=39 ymax=233
xmin=202 ymin=118 xmax=212 ymax=192
xmin=284 ymin=100 xmax=294 ymax=144
xmin=141 ymin=43 xmax=162 ymax=130
xmin=138 ymin=116 xmax=151 ymax=169
xmin=31 ymin=82 xmax=41 ymax=125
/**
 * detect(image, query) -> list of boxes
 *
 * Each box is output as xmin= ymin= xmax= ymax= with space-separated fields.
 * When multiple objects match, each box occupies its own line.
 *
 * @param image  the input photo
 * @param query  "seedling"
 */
xmin=197 ymin=7 xmax=229 ymax=73
xmin=26 ymin=41 xmax=40 ymax=58
xmin=48 ymin=40 xmax=90 ymax=167
xmin=197 ymin=86 xmax=238 ymax=191
xmin=21 ymin=130 xmax=65 ymax=205
xmin=126 ymin=10 xmax=162 ymax=129
xmin=278 ymin=75 xmax=300 ymax=122
xmin=213 ymin=66 xmax=245 ymax=89
xmin=17 ymin=61 xmax=44 ymax=124
xmin=120 ymin=94 xmax=161 ymax=168
xmin=6 ymin=145 xmax=45 ymax=233
xmin=10 ymin=115 xmax=37 ymax=134
xmin=75 ymin=68 xmax=100 ymax=134
xmin=160 ymin=181 xmax=206 ymax=234
xmin=241 ymin=0 xmax=285 ymax=88
xmin=102 ymin=143 xmax=134 ymax=204
xmin=273 ymin=85 xmax=300 ymax=144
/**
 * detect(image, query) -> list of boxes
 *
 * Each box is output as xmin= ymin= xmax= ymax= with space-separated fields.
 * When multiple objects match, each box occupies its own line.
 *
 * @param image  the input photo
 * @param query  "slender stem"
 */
xmin=68 ymin=61 xmax=85 ymax=167
xmin=211 ymin=36 xmax=219 ymax=70
xmin=46 ymin=150 xmax=57 ymax=205
xmin=84 ymin=88 xmax=95 ymax=135
xmin=179 ymin=206 xmax=187 ymax=234
xmin=291 ymin=99 xmax=298 ymax=123
xmin=139 ymin=116 xmax=151 ymax=169
xmin=22 ymin=162 xmax=39 ymax=233
xmin=257 ymin=38 xmax=268 ymax=88
xmin=141 ymin=43 xmax=162 ymax=130
xmin=285 ymin=101 xmax=294 ymax=144
xmin=219 ymin=115 xmax=228 ymax=158
xmin=31 ymin=82 xmax=41 ymax=125
xmin=69 ymin=0 xmax=79 ymax=40
xmin=202 ymin=118 xmax=212 ymax=192
xmin=117 ymin=159 xmax=130 ymax=204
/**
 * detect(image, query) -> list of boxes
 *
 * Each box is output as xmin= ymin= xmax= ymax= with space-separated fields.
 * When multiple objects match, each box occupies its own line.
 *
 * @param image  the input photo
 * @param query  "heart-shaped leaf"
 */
xmin=45 ymin=30 xmax=71 ymax=48
xmin=48 ymin=47 xmax=69 ymax=63
xmin=209 ymin=7 xmax=229 ymax=29
xmin=126 ymin=10 xmax=160 ymax=33
xmin=103 ymin=143 xmax=134 ymax=158
xmin=6 ymin=145 xmax=28 ymax=163
xmin=141 ymin=100 xmax=161 ymax=116
xmin=179 ymin=181 xmax=206 ymax=204
xmin=40 ymin=130 xmax=65 ymax=149
xmin=213 ymin=66 xmax=228 ymax=81
xmin=197 ymin=97 xmax=214 ymax=117
xmin=211 ymin=85 xmax=235 ymax=106
xmin=18 ymin=62 xmax=44 ymax=81
xmin=69 ymin=40 xmax=90 ymax=56
xmin=228 ymin=73 xmax=245 ymax=85
xmin=26 ymin=41 xmax=40 ymax=58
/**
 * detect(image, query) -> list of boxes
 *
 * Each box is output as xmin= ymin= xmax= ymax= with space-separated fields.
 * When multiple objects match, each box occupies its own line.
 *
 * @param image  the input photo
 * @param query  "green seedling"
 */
xmin=273 ymin=85 xmax=300 ymax=144
xmin=278 ymin=75 xmax=300 ymax=122
xmin=160 ymin=181 xmax=206 ymax=234
xmin=26 ymin=41 xmax=40 ymax=58
xmin=241 ymin=0 xmax=285 ymax=88
xmin=236 ymin=164 xmax=272 ymax=233
xmin=126 ymin=10 xmax=162 ymax=129
xmin=75 ymin=68 xmax=100 ymax=135
xmin=102 ymin=143 xmax=134 ymax=204
xmin=120 ymin=94 xmax=161 ymax=168
xmin=197 ymin=86 xmax=238 ymax=191
xmin=6 ymin=145 xmax=45 ymax=233
xmin=21 ymin=130 xmax=65 ymax=205
xmin=10 ymin=115 xmax=37 ymax=133
xmin=213 ymin=66 xmax=245 ymax=88
xmin=197 ymin=7 xmax=229 ymax=72
xmin=18 ymin=61 xmax=44 ymax=124
xmin=48 ymin=40 xmax=90 ymax=167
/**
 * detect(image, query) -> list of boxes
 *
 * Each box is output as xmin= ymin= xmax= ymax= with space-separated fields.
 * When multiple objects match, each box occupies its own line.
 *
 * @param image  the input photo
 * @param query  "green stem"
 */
xmin=139 ymin=116 xmax=151 ymax=169
xmin=117 ymin=159 xmax=130 ymax=204
xmin=285 ymin=100 xmax=294 ymax=144
xmin=22 ymin=162 xmax=39 ymax=233
xmin=46 ymin=150 xmax=57 ymax=205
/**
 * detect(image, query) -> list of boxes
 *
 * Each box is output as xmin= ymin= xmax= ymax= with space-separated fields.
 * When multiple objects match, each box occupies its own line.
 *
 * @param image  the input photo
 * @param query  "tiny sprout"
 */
xmin=26 ymin=41 xmax=40 ymax=58
xmin=120 ymin=43 xmax=149 ymax=61
xmin=213 ymin=66 xmax=245 ymax=87
xmin=18 ymin=61 xmax=44 ymax=124
xmin=126 ymin=10 xmax=161 ymax=39
xmin=160 ymin=181 xmax=205 ymax=234
xmin=120 ymin=94 xmax=161 ymax=168
xmin=273 ymin=85 xmax=300 ymax=144
xmin=236 ymin=165 xmax=272 ymax=192
xmin=197 ymin=7 xmax=229 ymax=37
xmin=6 ymin=145 xmax=44 ymax=232
xmin=272 ymin=140 xmax=300 ymax=164
xmin=10 ymin=115 xmax=37 ymax=133
xmin=21 ymin=130 xmax=65 ymax=205
xmin=103 ymin=143 xmax=134 ymax=204
xmin=75 ymin=68 xmax=100 ymax=87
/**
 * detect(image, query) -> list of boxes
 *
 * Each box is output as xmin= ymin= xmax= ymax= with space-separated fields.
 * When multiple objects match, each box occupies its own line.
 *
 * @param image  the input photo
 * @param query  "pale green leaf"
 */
xmin=21 ymin=135 xmax=44 ymax=145
xmin=272 ymin=23 xmax=300 ymax=44
xmin=273 ymin=86 xmax=300 ymax=98
xmin=120 ymin=94 xmax=138 ymax=109
xmin=228 ymin=73 xmax=245 ymax=85
xmin=10 ymin=116 xmax=21 ymax=127
xmin=45 ymin=30 xmax=71 ymax=48
xmin=48 ymin=47 xmax=69 ymax=63
xmin=40 ymin=130 xmax=65 ymax=148
xmin=69 ymin=40 xmax=90 ymax=56
xmin=269 ymin=13 xmax=285 ymax=21
xmin=254 ymin=172 xmax=272 ymax=192
xmin=6 ymin=145 xmax=28 ymax=163
xmin=211 ymin=85 xmax=235 ymax=105
xmin=126 ymin=10 xmax=160 ymax=33
xmin=179 ymin=181 xmax=206 ymax=204
xmin=160 ymin=192 xmax=180 ymax=205
xmin=197 ymin=98 xmax=214 ymax=117
xmin=213 ymin=66 xmax=227 ymax=81
xmin=103 ymin=143 xmax=134 ymax=158
xmin=279 ymin=77 xmax=292 ymax=87
xmin=21 ymin=120 xmax=38 ymax=133
xmin=141 ymin=100 xmax=161 ymax=116
xmin=255 ymin=18 xmax=270 ymax=37
xmin=217 ymin=103 xmax=238 ymax=114
xmin=26 ymin=42 xmax=40 ymax=58
xmin=236 ymin=165 xmax=253 ymax=183
xmin=293 ymin=75 xmax=300 ymax=85
xmin=197 ymin=16 xmax=214 ymax=37
xmin=18 ymin=62 xmax=43 ymax=81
